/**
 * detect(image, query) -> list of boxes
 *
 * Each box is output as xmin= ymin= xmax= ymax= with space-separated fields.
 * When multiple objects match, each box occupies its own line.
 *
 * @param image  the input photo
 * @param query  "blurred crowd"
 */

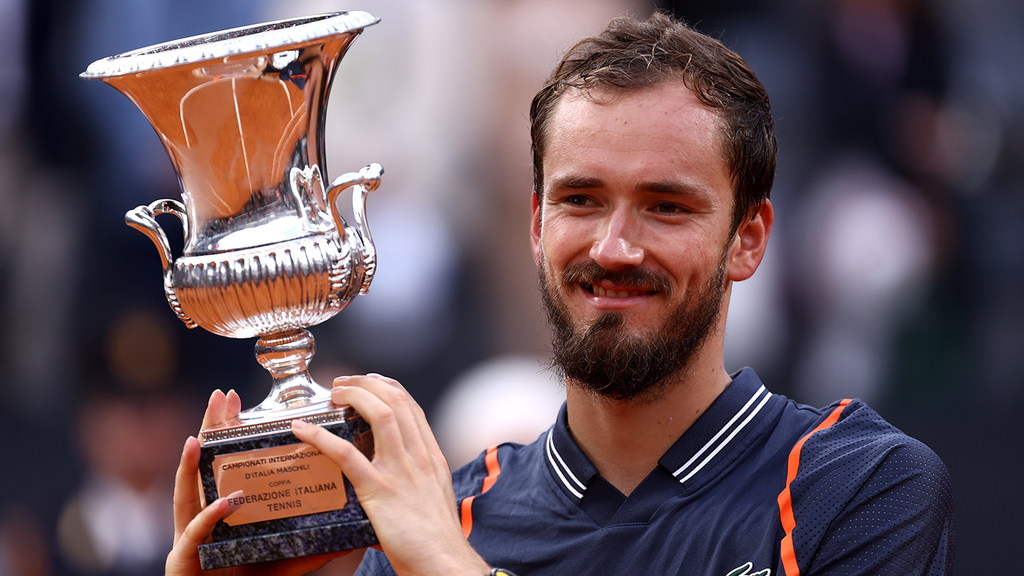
xmin=0 ymin=0 xmax=1021 ymax=573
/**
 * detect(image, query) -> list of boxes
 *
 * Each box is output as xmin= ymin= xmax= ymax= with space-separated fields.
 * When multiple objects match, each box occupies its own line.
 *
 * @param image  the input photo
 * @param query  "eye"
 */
xmin=564 ymin=195 xmax=595 ymax=207
xmin=653 ymin=202 xmax=688 ymax=214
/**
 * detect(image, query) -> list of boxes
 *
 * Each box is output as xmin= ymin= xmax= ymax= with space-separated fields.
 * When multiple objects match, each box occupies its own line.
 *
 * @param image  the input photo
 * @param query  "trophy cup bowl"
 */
xmin=82 ymin=12 xmax=383 ymax=568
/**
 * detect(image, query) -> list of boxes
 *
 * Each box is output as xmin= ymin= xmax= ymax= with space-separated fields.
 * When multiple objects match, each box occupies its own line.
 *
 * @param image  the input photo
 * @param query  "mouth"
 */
xmin=560 ymin=260 xmax=671 ymax=302
xmin=580 ymin=281 xmax=659 ymax=299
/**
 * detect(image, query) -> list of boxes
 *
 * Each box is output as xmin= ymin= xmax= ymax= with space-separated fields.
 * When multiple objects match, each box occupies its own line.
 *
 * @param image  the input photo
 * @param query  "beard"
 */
xmin=540 ymin=252 xmax=728 ymax=403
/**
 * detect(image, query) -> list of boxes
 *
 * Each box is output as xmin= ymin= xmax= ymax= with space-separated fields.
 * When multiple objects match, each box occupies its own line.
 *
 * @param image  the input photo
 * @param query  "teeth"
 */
xmin=592 ymin=285 xmax=640 ymax=298
xmin=581 ymin=282 xmax=656 ymax=298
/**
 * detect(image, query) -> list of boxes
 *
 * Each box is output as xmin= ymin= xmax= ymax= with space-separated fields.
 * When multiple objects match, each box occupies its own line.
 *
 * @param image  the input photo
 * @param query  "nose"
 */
xmin=589 ymin=209 xmax=644 ymax=270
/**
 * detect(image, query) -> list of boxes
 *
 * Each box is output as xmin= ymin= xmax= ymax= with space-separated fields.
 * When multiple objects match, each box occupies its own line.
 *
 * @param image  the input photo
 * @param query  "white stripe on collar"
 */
xmin=546 ymin=428 xmax=585 ymax=499
xmin=673 ymin=385 xmax=770 ymax=483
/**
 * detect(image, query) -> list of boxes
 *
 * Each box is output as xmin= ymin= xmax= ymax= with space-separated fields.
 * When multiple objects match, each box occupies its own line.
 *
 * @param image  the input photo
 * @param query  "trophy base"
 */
xmin=197 ymin=414 xmax=377 ymax=569
xmin=198 ymin=517 xmax=377 ymax=569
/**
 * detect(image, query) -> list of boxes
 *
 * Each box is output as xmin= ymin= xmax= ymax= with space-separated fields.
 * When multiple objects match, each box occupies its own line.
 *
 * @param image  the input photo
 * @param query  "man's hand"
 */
xmin=165 ymin=390 xmax=345 ymax=576
xmin=292 ymin=374 xmax=491 ymax=576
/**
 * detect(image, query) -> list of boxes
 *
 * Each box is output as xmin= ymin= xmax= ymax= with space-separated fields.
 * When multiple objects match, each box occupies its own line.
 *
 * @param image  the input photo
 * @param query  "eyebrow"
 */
xmin=547 ymin=175 xmax=603 ymax=190
xmin=636 ymin=180 xmax=710 ymax=198
xmin=547 ymin=174 xmax=712 ymax=200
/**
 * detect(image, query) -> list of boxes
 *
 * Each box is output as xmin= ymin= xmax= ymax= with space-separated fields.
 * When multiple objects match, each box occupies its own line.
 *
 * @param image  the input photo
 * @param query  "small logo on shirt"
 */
xmin=727 ymin=562 xmax=770 ymax=576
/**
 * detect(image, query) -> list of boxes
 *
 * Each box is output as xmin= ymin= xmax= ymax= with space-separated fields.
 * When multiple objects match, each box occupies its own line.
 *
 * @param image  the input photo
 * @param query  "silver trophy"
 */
xmin=82 ymin=12 xmax=383 ymax=567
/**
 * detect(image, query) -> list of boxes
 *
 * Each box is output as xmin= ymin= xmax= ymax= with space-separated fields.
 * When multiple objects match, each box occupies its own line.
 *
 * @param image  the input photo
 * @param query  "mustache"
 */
xmin=561 ymin=261 xmax=672 ymax=296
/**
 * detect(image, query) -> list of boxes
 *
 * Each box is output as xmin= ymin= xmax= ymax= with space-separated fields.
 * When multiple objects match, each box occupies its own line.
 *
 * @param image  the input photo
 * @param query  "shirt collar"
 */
xmin=545 ymin=403 xmax=597 ymax=504
xmin=544 ymin=368 xmax=777 ymax=503
xmin=659 ymin=367 xmax=775 ymax=487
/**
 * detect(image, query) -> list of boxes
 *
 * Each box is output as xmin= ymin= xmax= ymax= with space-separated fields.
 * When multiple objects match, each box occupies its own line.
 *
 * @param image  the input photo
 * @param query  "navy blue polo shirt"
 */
xmin=357 ymin=368 xmax=954 ymax=575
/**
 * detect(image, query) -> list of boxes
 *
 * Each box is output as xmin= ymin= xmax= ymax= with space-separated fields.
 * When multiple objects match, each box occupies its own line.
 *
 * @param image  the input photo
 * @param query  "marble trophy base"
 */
xmin=197 ymin=416 xmax=377 ymax=569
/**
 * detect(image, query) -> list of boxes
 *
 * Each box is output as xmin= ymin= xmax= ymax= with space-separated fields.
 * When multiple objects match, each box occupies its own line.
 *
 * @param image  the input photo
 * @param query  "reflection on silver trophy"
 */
xmin=82 ymin=12 xmax=384 ymax=567
xmin=82 ymin=11 xmax=381 ymax=432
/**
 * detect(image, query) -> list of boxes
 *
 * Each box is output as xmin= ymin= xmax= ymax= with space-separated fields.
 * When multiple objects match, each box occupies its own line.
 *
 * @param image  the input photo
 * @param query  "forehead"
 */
xmin=543 ymin=81 xmax=731 ymax=196
xmin=550 ymin=81 xmax=724 ymax=147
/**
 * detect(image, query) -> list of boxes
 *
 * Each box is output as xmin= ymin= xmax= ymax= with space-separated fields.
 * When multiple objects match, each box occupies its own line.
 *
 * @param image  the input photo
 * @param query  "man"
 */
xmin=168 ymin=12 xmax=954 ymax=576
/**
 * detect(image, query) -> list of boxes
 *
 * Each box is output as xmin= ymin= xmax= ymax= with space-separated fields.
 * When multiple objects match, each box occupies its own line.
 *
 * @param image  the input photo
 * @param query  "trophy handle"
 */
xmin=125 ymin=199 xmax=189 ymax=273
xmin=326 ymin=163 xmax=383 ymax=295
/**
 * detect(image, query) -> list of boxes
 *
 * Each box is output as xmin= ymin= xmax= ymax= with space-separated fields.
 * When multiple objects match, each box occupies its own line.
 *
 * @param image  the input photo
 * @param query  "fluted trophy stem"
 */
xmin=250 ymin=328 xmax=333 ymax=415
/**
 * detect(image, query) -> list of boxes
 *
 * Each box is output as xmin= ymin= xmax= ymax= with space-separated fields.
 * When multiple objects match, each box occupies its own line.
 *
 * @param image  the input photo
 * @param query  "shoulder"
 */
xmin=794 ymin=399 xmax=952 ymax=497
xmin=451 ymin=433 xmax=549 ymax=500
xmin=787 ymin=399 xmax=955 ymax=575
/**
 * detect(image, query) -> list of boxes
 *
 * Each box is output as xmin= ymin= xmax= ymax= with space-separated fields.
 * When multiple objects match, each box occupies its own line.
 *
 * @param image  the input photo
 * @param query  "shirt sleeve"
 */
xmin=791 ymin=403 xmax=955 ymax=575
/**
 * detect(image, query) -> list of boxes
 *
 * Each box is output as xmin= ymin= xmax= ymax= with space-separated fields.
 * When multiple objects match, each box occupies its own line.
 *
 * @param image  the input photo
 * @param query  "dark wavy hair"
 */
xmin=530 ymin=12 xmax=777 ymax=234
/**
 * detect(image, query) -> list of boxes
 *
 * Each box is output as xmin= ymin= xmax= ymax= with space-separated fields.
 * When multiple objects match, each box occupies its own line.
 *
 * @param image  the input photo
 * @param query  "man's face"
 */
xmin=531 ymin=81 xmax=739 ymax=401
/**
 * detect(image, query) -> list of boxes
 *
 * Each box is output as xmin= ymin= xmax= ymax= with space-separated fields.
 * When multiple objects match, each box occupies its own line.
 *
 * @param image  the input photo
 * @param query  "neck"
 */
xmin=564 ymin=353 xmax=732 ymax=496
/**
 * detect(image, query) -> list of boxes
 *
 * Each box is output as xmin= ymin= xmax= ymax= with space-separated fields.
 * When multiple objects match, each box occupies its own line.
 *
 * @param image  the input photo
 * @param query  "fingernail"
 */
xmin=223 ymin=490 xmax=244 ymax=514
xmin=292 ymin=419 xmax=308 ymax=431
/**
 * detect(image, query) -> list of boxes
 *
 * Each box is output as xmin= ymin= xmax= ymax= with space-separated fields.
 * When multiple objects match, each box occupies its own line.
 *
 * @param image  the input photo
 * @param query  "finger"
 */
xmin=331 ymin=384 xmax=412 ymax=459
xmin=172 ymin=436 xmax=203 ymax=541
xmin=167 ymin=492 xmax=237 ymax=572
xmin=359 ymin=376 xmax=451 ymax=480
xmin=332 ymin=374 xmax=354 ymax=389
xmin=335 ymin=376 xmax=451 ymax=482
xmin=291 ymin=420 xmax=378 ymax=488
xmin=366 ymin=372 xmax=401 ymax=387
xmin=334 ymin=373 xmax=401 ymax=393
xmin=362 ymin=374 xmax=430 ymax=427
xmin=225 ymin=389 xmax=242 ymax=420
xmin=200 ymin=389 xmax=227 ymax=431
xmin=336 ymin=375 xmax=418 ymax=431
xmin=340 ymin=376 xmax=438 ymax=459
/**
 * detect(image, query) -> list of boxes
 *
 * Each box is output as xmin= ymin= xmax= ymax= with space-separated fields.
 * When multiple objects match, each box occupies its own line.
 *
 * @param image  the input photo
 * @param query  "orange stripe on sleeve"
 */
xmin=482 ymin=447 xmax=501 ymax=492
xmin=777 ymin=399 xmax=851 ymax=576
xmin=460 ymin=495 xmax=475 ymax=539
xmin=461 ymin=445 xmax=502 ymax=539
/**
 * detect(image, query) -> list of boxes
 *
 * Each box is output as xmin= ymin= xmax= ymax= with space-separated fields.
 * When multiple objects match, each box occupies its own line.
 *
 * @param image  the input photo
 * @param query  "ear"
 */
xmin=727 ymin=199 xmax=774 ymax=282
xmin=530 ymin=192 xmax=543 ymax=267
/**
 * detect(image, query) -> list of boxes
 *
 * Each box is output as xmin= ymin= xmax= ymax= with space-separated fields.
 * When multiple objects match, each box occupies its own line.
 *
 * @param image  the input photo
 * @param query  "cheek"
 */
xmin=539 ymin=218 xmax=583 ymax=265
xmin=661 ymin=241 xmax=727 ymax=290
